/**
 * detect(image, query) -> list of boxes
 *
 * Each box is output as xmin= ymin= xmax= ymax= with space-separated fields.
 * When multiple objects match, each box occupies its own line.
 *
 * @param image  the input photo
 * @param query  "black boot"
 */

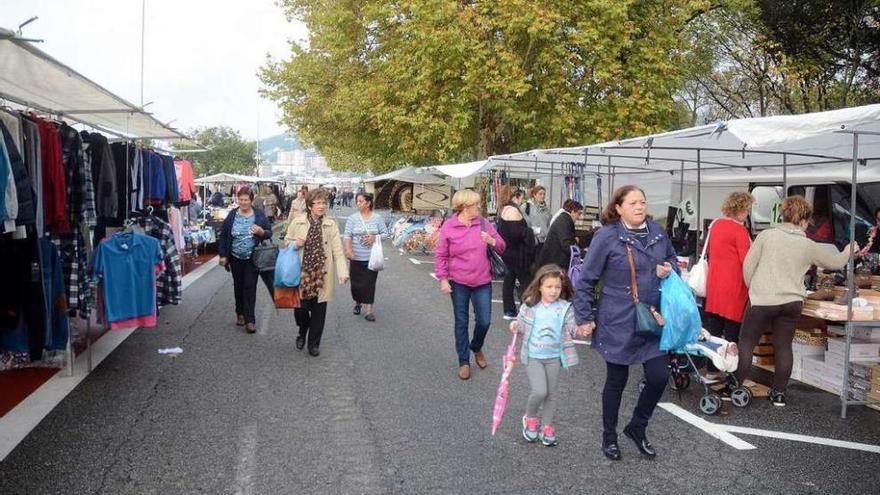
xmin=295 ymin=334 xmax=305 ymax=350
xmin=602 ymin=442 xmax=622 ymax=461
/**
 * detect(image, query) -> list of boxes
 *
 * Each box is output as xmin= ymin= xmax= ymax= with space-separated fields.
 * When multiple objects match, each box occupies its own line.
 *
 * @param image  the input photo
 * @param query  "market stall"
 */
xmin=478 ymin=104 xmax=880 ymax=417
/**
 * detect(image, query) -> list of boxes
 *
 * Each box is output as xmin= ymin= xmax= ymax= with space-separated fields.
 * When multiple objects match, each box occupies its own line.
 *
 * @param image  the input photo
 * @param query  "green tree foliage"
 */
xmin=176 ymin=126 xmax=257 ymax=177
xmin=681 ymin=0 xmax=880 ymax=121
xmin=261 ymin=0 xmax=711 ymax=174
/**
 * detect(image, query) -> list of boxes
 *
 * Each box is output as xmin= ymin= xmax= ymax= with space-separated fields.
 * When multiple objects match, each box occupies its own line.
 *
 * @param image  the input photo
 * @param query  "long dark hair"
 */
xmin=601 ymin=185 xmax=646 ymax=225
xmin=521 ymin=264 xmax=573 ymax=307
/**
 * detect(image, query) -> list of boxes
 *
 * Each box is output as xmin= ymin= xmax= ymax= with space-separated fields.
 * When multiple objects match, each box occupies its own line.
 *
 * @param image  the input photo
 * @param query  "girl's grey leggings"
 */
xmin=526 ymin=358 xmax=561 ymax=426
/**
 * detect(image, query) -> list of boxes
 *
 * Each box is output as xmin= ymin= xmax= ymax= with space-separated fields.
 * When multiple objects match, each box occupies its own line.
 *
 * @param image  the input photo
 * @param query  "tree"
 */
xmin=261 ymin=0 xmax=712 ymax=174
xmin=679 ymin=0 xmax=880 ymax=121
xmin=175 ymin=126 xmax=257 ymax=177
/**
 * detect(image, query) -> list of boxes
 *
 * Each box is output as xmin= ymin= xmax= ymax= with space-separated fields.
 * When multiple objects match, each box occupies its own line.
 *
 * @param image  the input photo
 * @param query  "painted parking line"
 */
xmin=658 ymin=403 xmax=757 ymax=450
xmin=409 ymin=257 xmax=435 ymax=265
xmin=429 ymin=272 xmax=439 ymax=280
xmin=659 ymin=402 xmax=880 ymax=454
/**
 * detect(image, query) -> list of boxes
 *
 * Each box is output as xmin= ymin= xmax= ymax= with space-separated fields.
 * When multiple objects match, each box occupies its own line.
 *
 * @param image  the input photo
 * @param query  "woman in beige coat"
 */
xmin=285 ymin=188 xmax=349 ymax=356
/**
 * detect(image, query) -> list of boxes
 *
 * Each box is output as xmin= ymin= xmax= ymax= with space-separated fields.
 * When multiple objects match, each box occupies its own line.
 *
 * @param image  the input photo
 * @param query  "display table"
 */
xmin=758 ymin=288 xmax=880 ymax=417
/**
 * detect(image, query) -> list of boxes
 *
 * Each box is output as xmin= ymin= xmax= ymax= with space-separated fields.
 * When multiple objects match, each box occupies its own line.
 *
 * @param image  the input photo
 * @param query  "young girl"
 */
xmin=510 ymin=264 xmax=579 ymax=446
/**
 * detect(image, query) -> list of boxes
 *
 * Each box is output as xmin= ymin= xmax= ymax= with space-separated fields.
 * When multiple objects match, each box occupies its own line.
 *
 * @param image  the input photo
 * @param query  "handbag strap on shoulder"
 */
xmin=625 ymin=244 xmax=640 ymax=304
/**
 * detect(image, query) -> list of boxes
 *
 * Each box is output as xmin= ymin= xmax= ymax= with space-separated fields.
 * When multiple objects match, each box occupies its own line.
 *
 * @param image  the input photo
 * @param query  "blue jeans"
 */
xmin=450 ymin=281 xmax=492 ymax=365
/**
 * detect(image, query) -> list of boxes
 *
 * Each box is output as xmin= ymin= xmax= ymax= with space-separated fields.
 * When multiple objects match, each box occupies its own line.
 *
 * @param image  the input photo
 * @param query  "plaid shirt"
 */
xmin=57 ymin=124 xmax=97 ymax=228
xmin=50 ymin=230 xmax=91 ymax=316
xmin=138 ymin=216 xmax=182 ymax=306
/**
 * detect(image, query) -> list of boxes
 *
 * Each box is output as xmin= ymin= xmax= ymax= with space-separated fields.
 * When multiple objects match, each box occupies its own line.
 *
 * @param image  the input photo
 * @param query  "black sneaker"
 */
xmin=353 ymin=304 xmax=362 ymax=315
xmin=768 ymin=390 xmax=786 ymax=407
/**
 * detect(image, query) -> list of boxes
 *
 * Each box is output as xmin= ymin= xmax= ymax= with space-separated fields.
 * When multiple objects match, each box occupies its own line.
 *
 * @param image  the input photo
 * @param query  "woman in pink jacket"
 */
xmin=435 ymin=190 xmax=506 ymax=380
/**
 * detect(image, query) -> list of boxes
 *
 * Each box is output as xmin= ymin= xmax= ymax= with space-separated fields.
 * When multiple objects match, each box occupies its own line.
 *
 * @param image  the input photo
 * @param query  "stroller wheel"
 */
xmin=731 ymin=387 xmax=752 ymax=408
xmin=670 ymin=373 xmax=691 ymax=391
xmin=699 ymin=394 xmax=721 ymax=415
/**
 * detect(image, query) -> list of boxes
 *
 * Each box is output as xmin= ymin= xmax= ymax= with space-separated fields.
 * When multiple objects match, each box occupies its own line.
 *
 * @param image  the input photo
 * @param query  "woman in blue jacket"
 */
xmin=573 ymin=185 xmax=677 ymax=461
xmin=218 ymin=186 xmax=272 ymax=333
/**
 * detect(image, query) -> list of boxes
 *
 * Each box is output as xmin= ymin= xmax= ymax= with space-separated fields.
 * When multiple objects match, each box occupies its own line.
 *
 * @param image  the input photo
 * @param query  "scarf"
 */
xmin=300 ymin=215 xmax=327 ymax=299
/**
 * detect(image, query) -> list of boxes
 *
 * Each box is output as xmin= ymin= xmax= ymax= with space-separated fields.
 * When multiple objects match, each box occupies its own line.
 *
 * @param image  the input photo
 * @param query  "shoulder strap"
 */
xmin=698 ymin=218 xmax=720 ymax=261
xmin=625 ymin=244 xmax=640 ymax=304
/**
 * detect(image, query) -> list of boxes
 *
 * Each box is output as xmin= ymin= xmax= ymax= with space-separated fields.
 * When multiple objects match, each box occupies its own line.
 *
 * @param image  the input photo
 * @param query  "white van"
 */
xmin=667 ymin=165 xmax=880 ymax=253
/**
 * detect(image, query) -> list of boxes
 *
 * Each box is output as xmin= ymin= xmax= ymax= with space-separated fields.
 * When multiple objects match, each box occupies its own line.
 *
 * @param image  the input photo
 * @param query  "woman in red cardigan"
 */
xmin=704 ymin=191 xmax=755 ymax=342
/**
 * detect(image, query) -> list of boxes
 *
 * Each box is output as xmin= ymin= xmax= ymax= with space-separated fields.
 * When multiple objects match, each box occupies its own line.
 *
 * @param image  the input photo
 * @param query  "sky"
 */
xmin=0 ymin=0 xmax=308 ymax=141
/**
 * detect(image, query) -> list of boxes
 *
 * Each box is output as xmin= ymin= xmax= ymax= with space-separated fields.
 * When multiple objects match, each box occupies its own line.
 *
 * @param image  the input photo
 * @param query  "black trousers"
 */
xmin=705 ymin=312 xmax=742 ymax=342
xmin=736 ymin=301 xmax=803 ymax=392
xmin=602 ymin=354 xmax=669 ymax=445
xmin=295 ymin=297 xmax=328 ymax=348
xmin=502 ymin=262 xmax=531 ymax=315
xmin=230 ymin=257 xmax=259 ymax=324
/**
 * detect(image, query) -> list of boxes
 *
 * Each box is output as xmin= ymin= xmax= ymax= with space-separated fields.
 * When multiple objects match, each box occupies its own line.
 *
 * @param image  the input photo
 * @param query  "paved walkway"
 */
xmin=1 ymin=227 xmax=879 ymax=494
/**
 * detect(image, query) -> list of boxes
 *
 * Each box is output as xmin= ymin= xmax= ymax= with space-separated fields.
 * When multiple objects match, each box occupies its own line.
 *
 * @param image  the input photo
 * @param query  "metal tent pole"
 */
xmin=782 ymin=153 xmax=788 ymax=195
xmin=549 ymin=162 xmax=554 ymax=209
xmin=841 ymin=133 xmax=858 ymax=419
xmin=696 ymin=150 xmax=702 ymax=236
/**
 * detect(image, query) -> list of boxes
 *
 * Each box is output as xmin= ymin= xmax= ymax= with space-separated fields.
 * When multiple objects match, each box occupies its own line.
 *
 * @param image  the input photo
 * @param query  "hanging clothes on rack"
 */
xmin=17 ymin=116 xmax=41 ymax=232
xmin=174 ymin=158 xmax=196 ymax=205
xmin=59 ymin=123 xmax=97 ymax=228
xmin=92 ymin=231 xmax=163 ymax=330
xmin=131 ymin=213 xmax=182 ymax=306
xmin=81 ymin=131 xmax=118 ymax=220
xmin=50 ymin=230 xmax=91 ymax=317
xmin=0 ymin=111 xmax=20 ymax=232
xmin=31 ymin=115 xmax=70 ymax=234
xmin=142 ymin=149 xmax=167 ymax=207
xmin=1 ymin=113 xmax=36 ymax=229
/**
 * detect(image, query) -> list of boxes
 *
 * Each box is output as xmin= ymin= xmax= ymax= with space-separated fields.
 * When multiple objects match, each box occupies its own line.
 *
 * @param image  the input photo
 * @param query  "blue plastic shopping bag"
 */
xmin=659 ymin=272 xmax=701 ymax=351
xmin=274 ymin=244 xmax=301 ymax=287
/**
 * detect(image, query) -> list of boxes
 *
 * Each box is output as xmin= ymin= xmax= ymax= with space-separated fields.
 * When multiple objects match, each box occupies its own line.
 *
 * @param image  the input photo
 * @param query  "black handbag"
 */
xmin=480 ymin=218 xmax=507 ymax=279
xmin=252 ymin=238 xmax=279 ymax=272
xmin=625 ymin=244 xmax=665 ymax=338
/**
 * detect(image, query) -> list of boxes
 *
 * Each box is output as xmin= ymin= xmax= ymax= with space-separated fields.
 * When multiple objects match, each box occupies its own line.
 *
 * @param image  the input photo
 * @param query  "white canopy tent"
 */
xmin=363 ymin=166 xmax=447 ymax=185
xmin=195 ymin=173 xmax=282 ymax=185
xmin=482 ymin=104 xmax=880 ymax=418
xmin=0 ymin=27 xmax=195 ymax=145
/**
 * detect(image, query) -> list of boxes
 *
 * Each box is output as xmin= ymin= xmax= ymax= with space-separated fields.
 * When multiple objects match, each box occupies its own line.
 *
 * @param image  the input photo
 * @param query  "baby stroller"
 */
xmin=665 ymin=329 xmax=753 ymax=415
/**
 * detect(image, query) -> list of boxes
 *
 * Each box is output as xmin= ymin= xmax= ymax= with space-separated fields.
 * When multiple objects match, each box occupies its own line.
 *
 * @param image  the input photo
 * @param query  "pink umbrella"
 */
xmin=491 ymin=332 xmax=519 ymax=436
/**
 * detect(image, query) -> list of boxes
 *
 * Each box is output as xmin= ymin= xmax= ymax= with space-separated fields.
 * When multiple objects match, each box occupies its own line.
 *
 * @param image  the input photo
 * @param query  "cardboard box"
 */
xmin=826 ymin=337 xmax=880 ymax=359
xmin=793 ymin=342 xmax=826 ymax=357
xmin=852 ymin=327 xmax=880 ymax=343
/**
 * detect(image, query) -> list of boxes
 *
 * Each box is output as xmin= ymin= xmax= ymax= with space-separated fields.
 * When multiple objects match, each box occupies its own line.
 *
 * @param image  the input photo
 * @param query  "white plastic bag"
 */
xmin=368 ymin=238 xmax=384 ymax=271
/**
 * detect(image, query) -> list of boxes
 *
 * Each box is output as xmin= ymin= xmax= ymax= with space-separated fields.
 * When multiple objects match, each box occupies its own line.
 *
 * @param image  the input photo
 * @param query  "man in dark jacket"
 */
xmin=534 ymin=200 xmax=582 ymax=272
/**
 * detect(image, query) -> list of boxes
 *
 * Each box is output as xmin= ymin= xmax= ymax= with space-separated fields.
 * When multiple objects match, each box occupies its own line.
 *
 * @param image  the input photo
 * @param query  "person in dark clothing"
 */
xmin=496 ymin=185 xmax=535 ymax=319
xmin=534 ymin=199 xmax=582 ymax=273
xmin=573 ymin=185 xmax=677 ymax=461
xmin=218 ymin=186 xmax=272 ymax=333
xmin=209 ymin=190 xmax=226 ymax=207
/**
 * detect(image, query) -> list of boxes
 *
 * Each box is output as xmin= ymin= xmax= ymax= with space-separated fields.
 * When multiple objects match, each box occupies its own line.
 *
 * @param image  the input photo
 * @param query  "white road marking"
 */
xmin=657 ymin=403 xmax=757 ymax=450
xmin=722 ymin=425 xmax=880 ymax=454
xmin=232 ymin=422 xmax=259 ymax=495
xmin=0 ymin=257 xmax=220 ymax=462
xmin=429 ymin=272 xmax=438 ymax=280
xmin=408 ymin=257 xmax=434 ymax=265
xmin=660 ymin=402 xmax=880 ymax=454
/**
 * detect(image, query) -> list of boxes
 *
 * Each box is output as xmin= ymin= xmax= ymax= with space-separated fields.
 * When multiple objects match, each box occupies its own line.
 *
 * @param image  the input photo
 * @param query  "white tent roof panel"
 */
xmin=0 ymin=28 xmax=192 ymax=143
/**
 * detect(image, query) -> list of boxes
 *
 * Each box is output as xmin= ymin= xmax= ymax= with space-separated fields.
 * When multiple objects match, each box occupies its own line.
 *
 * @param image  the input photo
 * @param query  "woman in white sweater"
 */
xmin=736 ymin=196 xmax=859 ymax=406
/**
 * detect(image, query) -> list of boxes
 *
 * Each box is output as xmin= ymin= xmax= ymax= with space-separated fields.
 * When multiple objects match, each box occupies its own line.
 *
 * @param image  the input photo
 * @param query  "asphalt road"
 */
xmin=1 ymin=212 xmax=879 ymax=494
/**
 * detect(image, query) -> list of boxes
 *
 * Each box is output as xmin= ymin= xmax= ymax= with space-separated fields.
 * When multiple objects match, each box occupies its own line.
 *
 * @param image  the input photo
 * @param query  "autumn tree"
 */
xmin=261 ymin=0 xmax=711 ymax=173
xmin=680 ymin=0 xmax=880 ymax=121
xmin=176 ymin=126 xmax=257 ymax=177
